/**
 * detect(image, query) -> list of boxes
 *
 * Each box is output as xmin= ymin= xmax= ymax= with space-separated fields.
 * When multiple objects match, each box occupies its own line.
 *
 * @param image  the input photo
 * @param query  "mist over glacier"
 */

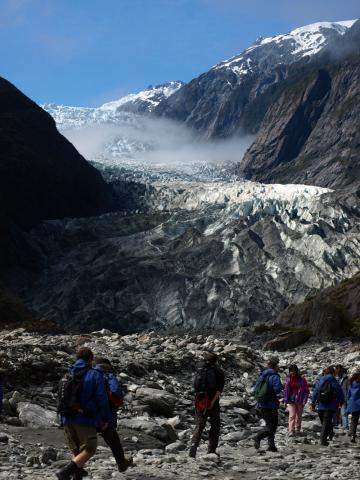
xmin=62 ymin=116 xmax=254 ymax=171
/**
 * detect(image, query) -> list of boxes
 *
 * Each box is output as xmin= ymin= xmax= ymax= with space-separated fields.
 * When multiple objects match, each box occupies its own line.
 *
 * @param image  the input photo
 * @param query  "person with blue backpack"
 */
xmin=311 ymin=365 xmax=344 ymax=446
xmin=346 ymin=370 xmax=360 ymax=443
xmin=56 ymin=347 xmax=112 ymax=480
xmin=94 ymin=357 xmax=132 ymax=472
xmin=253 ymin=357 xmax=283 ymax=452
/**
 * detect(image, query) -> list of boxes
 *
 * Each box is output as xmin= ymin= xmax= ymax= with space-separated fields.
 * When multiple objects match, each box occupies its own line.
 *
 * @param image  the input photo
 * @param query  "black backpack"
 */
xmin=194 ymin=366 xmax=218 ymax=397
xmin=319 ymin=381 xmax=333 ymax=404
xmin=57 ymin=367 xmax=89 ymax=417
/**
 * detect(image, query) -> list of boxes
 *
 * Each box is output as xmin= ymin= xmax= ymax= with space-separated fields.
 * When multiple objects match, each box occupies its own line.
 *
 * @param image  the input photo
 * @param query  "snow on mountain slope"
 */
xmin=214 ymin=20 xmax=356 ymax=79
xmin=43 ymin=81 xmax=183 ymax=130
xmin=100 ymin=81 xmax=184 ymax=113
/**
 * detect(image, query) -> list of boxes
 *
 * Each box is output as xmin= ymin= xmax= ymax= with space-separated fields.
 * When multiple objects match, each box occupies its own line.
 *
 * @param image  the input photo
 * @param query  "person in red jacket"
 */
xmin=283 ymin=364 xmax=309 ymax=436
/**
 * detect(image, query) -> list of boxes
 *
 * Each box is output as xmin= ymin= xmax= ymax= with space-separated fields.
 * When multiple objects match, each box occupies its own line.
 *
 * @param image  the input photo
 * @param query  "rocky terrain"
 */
xmin=1 ymin=328 xmax=360 ymax=479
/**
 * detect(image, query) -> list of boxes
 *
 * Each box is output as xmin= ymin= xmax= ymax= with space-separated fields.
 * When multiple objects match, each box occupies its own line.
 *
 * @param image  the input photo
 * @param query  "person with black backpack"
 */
xmin=311 ymin=365 xmax=344 ymax=446
xmin=56 ymin=347 xmax=112 ymax=480
xmin=94 ymin=357 xmax=132 ymax=472
xmin=189 ymin=351 xmax=225 ymax=459
xmin=253 ymin=357 xmax=283 ymax=452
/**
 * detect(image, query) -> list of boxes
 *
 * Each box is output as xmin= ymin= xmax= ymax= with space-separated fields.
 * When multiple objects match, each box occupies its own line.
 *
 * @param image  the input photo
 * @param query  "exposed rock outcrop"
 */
xmin=278 ymin=274 xmax=360 ymax=338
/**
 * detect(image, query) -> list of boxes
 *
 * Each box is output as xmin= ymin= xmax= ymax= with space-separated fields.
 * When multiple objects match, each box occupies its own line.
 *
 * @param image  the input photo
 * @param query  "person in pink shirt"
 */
xmin=284 ymin=364 xmax=310 ymax=436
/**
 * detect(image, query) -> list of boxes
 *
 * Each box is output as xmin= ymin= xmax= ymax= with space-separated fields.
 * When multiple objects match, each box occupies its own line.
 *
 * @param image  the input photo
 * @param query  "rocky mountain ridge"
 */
xmin=155 ymin=20 xmax=357 ymax=138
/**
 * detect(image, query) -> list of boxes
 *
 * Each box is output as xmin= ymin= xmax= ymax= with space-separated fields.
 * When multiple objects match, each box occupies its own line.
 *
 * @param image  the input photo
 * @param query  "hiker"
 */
xmin=346 ymin=370 xmax=360 ymax=443
xmin=284 ymin=364 xmax=309 ymax=435
xmin=94 ymin=357 xmax=132 ymax=472
xmin=311 ymin=365 xmax=344 ymax=446
xmin=56 ymin=347 xmax=111 ymax=480
xmin=334 ymin=364 xmax=350 ymax=431
xmin=189 ymin=351 xmax=225 ymax=458
xmin=253 ymin=357 xmax=283 ymax=452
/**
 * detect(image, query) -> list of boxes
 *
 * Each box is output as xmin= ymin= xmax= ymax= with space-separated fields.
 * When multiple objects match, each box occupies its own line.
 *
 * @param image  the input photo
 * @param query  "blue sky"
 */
xmin=1 ymin=0 xmax=359 ymax=106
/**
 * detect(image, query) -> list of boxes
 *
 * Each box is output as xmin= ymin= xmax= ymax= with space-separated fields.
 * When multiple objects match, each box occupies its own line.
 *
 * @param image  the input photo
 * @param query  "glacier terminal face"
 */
xmin=22 ymin=175 xmax=360 ymax=333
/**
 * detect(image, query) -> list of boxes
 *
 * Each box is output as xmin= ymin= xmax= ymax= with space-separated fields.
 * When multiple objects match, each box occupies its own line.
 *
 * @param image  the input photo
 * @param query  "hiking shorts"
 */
xmin=64 ymin=424 xmax=97 ymax=455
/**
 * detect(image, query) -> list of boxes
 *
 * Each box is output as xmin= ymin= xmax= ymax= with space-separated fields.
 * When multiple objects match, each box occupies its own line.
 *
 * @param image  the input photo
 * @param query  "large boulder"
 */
xmin=118 ymin=417 xmax=177 ymax=444
xmin=135 ymin=387 xmax=177 ymax=417
xmin=264 ymin=330 xmax=311 ymax=351
xmin=17 ymin=403 xmax=57 ymax=429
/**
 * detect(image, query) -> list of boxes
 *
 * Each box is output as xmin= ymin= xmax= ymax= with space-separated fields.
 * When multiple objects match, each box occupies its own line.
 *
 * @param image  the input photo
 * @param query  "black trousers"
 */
xmin=318 ymin=410 xmax=334 ymax=443
xmin=102 ymin=427 xmax=125 ymax=468
xmin=191 ymin=402 xmax=221 ymax=452
xmin=255 ymin=408 xmax=278 ymax=448
xmin=350 ymin=411 xmax=360 ymax=438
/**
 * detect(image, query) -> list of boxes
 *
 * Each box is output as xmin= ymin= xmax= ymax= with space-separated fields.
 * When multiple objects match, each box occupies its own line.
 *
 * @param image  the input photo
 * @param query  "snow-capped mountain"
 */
xmin=156 ymin=19 xmax=358 ymax=138
xmin=43 ymin=81 xmax=183 ymax=130
xmin=214 ymin=20 xmax=356 ymax=79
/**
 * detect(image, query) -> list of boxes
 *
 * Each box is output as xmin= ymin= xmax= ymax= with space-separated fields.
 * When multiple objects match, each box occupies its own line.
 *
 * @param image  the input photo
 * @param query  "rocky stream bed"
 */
xmin=1 ymin=329 xmax=360 ymax=479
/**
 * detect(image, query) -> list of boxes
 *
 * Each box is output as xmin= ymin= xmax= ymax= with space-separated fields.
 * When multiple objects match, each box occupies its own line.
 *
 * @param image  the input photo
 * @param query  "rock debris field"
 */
xmin=1 ymin=328 xmax=360 ymax=479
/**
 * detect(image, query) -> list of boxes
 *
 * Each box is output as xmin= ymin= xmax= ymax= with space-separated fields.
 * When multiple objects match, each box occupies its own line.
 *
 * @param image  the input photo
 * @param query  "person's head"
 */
xmin=203 ymin=351 xmax=218 ymax=366
xmin=76 ymin=347 xmax=94 ymax=366
xmin=289 ymin=364 xmax=300 ymax=378
xmin=323 ymin=365 xmax=335 ymax=376
xmin=267 ymin=357 xmax=279 ymax=371
xmin=94 ymin=356 xmax=112 ymax=372
xmin=335 ymin=364 xmax=346 ymax=377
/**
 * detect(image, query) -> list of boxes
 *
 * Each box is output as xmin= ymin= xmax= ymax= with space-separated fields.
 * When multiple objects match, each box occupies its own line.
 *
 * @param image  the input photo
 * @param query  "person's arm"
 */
xmin=303 ymin=378 xmax=310 ymax=404
xmin=209 ymin=368 xmax=224 ymax=409
xmin=311 ymin=380 xmax=320 ymax=410
xmin=108 ymin=374 xmax=123 ymax=398
xmin=94 ymin=373 xmax=111 ymax=429
xmin=271 ymin=374 xmax=283 ymax=395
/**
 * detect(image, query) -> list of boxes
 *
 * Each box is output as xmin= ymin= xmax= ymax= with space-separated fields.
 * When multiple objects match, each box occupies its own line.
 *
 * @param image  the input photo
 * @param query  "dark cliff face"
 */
xmin=0 ymin=77 xmax=113 ymax=230
xmin=0 ymin=77 xmax=114 ymax=270
xmin=240 ymin=55 xmax=360 ymax=189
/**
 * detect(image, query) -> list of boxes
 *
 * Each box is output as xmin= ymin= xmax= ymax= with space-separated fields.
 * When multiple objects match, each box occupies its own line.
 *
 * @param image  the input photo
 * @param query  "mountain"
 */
xmin=43 ymin=81 xmax=184 ymax=130
xmin=0 ymin=76 xmax=113 ymax=269
xmin=239 ymin=21 xmax=360 ymax=189
xmin=155 ymin=20 xmax=356 ymax=138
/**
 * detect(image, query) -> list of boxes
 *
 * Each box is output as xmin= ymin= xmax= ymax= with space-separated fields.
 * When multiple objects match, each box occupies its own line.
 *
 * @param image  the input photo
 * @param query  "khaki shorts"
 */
xmin=64 ymin=424 xmax=98 ymax=454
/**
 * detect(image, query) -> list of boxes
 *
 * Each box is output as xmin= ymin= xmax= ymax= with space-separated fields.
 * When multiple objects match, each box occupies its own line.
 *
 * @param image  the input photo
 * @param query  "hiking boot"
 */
xmin=189 ymin=444 xmax=197 ymax=458
xmin=56 ymin=461 xmax=78 ymax=480
xmin=267 ymin=445 xmax=278 ymax=452
xmin=350 ymin=437 xmax=356 ymax=444
xmin=118 ymin=457 xmax=133 ymax=472
xmin=253 ymin=438 xmax=260 ymax=450
xmin=320 ymin=440 xmax=329 ymax=446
